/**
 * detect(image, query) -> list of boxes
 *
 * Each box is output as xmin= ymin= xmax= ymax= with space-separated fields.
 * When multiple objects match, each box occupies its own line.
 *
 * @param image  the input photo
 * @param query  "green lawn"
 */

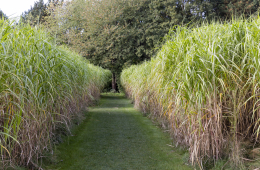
xmin=45 ymin=93 xmax=192 ymax=170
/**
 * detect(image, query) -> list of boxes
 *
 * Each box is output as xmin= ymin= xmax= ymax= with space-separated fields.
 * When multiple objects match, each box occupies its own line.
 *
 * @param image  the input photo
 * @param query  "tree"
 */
xmin=44 ymin=0 xmax=260 ymax=91
xmin=44 ymin=0 xmax=142 ymax=91
xmin=83 ymin=0 xmax=207 ymax=90
xmin=0 ymin=10 xmax=8 ymax=20
xmin=21 ymin=0 xmax=50 ymax=26
xmin=213 ymin=0 xmax=260 ymax=20
xmin=45 ymin=0 xmax=189 ymax=90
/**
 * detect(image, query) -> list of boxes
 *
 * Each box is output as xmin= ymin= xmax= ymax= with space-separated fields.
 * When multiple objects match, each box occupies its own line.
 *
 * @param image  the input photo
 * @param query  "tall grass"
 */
xmin=0 ymin=20 xmax=111 ymax=168
xmin=121 ymin=17 xmax=260 ymax=168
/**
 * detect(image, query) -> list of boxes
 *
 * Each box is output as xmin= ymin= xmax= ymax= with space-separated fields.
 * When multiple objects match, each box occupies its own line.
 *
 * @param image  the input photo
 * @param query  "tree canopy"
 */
xmin=43 ymin=0 xmax=259 ymax=90
xmin=216 ymin=0 xmax=260 ymax=19
xmin=0 ymin=10 xmax=8 ymax=20
xmin=21 ymin=0 xmax=64 ymax=26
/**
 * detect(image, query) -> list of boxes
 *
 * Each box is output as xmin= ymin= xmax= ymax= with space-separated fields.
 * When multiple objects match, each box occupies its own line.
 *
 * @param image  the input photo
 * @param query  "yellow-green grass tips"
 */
xmin=0 ymin=19 xmax=111 ymax=168
xmin=121 ymin=18 xmax=260 ymax=168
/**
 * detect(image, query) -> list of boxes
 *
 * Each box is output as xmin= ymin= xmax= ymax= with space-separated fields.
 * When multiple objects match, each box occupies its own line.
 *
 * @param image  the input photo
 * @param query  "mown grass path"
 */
xmin=47 ymin=93 xmax=192 ymax=170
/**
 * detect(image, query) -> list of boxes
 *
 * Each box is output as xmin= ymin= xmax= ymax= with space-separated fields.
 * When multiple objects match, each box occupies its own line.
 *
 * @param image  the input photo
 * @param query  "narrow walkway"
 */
xmin=47 ymin=93 xmax=191 ymax=170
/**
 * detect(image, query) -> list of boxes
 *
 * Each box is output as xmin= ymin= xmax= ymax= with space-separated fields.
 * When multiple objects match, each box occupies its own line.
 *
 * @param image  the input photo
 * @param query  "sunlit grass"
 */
xmin=0 ymin=19 xmax=111 ymax=168
xmin=121 ymin=17 xmax=260 ymax=169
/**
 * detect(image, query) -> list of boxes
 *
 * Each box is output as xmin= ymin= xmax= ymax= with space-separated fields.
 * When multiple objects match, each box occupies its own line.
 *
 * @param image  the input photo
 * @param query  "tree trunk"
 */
xmin=112 ymin=73 xmax=116 ymax=92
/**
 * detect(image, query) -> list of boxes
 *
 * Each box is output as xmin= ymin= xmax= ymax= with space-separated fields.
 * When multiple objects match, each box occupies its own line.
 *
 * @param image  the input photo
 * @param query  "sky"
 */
xmin=0 ymin=0 xmax=49 ymax=20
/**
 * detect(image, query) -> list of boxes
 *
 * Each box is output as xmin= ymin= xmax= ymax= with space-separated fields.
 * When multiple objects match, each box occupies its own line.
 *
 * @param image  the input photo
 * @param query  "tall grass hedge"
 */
xmin=121 ymin=18 xmax=260 ymax=168
xmin=0 ymin=20 xmax=111 ymax=168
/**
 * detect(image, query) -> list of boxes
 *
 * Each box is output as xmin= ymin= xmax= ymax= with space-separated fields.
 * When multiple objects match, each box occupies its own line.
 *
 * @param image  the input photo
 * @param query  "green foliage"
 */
xmin=0 ymin=19 xmax=110 ymax=168
xmin=121 ymin=18 xmax=260 ymax=168
xmin=0 ymin=10 xmax=8 ymax=20
xmin=21 ymin=0 xmax=52 ymax=26
xmin=44 ymin=0 xmax=199 ymax=90
xmin=44 ymin=0 xmax=260 ymax=76
xmin=216 ymin=0 xmax=260 ymax=19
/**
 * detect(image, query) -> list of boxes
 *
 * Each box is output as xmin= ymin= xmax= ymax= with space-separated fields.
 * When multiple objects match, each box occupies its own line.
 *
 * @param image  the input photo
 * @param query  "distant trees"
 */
xmin=20 ymin=0 xmax=64 ymax=26
xmin=43 ymin=0 xmax=259 ymax=91
xmin=215 ymin=0 xmax=260 ymax=19
xmin=44 ymin=0 xmax=142 ymax=90
xmin=21 ymin=0 xmax=50 ymax=26
xmin=0 ymin=10 xmax=8 ymax=20
xmin=44 ymin=0 xmax=184 ymax=90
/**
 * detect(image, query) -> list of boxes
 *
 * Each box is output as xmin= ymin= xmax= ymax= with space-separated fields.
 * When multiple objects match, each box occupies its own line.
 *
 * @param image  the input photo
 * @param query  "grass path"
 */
xmin=46 ymin=93 xmax=192 ymax=170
